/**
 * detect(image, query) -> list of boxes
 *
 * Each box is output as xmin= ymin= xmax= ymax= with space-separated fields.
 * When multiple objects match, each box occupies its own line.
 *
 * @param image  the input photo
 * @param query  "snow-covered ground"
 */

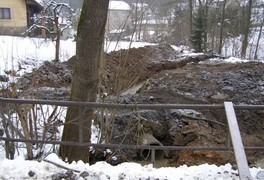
xmin=0 ymin=153 xmax=263 ymax=179
xmin=1 ymin=36 xmax=263 ymax=78
xmin=0 ymin=36 xmax=154 ymax=76
xmin=0 ymin=36 xmax=264 ymax=179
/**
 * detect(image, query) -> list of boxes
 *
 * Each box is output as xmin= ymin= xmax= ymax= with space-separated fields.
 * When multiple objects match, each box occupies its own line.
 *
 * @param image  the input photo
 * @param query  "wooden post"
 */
xmin=224 ymin=102 xmax=252 ymax=180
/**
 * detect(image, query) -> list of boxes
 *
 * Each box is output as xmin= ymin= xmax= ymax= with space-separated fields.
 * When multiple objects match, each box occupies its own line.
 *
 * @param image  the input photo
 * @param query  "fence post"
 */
xmin=224 ymin=102 xmax=252 ymax=180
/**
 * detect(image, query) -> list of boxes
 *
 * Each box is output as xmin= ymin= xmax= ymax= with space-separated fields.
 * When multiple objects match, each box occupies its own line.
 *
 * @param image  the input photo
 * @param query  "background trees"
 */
xmin=136 ymin=0 xmax=261 ymax=58
xmin=35 ymin=0 xmax=262 ymax=59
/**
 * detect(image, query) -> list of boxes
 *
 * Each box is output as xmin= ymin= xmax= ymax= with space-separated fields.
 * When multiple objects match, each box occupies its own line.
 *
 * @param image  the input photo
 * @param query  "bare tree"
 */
xmin=59 ymin=0 xmax=109 ymax=163
xmin=189 ymin=0 xmax=193 ymax=40
xmin=25 ymin=1 xmax=73 ymax=62
xmin=254 ymin=6 xmax=264 ymax=59
xmin=241 ymin=0 xmax=253 ymax=58
xmin=218 ymin=0 xmax=227 ymax=54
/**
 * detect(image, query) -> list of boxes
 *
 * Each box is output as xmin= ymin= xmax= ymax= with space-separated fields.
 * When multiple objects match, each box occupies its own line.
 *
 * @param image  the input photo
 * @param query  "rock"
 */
xmin=80 ymin=171 xmax=89 ymax=178
xmin=210 ymin=93 xmax=228 ymax=103
xmin=257 ymin=171 xmax=264 ymax=180
xmin=181 ymin=122 xmax=199 ymax=134
xmin=51 ymin=170 xmax=77 ymax=180
xmin=51 ymin=173 xmax=68 ymax=180
xmin=28 ymin=170 xmax=35 ymax=177
xmin=65 ymin=170 xmax=77 ymax=179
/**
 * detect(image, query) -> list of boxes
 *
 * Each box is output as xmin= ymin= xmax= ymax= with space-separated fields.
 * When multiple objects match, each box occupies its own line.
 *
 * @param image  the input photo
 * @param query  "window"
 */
xmin=0 ymin=8 xmax=11 ymax=19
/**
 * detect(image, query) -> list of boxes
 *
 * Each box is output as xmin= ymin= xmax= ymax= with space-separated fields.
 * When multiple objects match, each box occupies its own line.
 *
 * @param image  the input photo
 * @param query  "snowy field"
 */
xmin=0 ymin=36 xmax=264 ymax=179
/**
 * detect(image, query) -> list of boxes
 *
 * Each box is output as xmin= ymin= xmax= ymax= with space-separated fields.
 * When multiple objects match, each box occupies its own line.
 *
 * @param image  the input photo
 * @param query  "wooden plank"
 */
xmin=224 ymin=102 xmax=252 ymax=180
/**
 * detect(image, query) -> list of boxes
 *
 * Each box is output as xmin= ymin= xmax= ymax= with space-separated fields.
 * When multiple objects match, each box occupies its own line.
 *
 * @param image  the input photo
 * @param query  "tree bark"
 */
xmin=189 ymin=0 xmax=193 ymax=39
xmin=254 ymin=8 xmax=264 ymax=60
xmin=59 ymin=0 xmax=109 ymax=163
xmin=218 ymin=0 xmax=227 ymax=54
xmin=54 ymin=15 xmax=60 ymax=62
xmin=241 ymin=0 xmax=253 ymax=58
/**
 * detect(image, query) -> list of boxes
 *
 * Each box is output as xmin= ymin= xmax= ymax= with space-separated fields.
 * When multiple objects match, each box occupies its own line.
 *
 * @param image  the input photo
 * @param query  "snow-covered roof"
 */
xmin=109 ymin=1 xmax=131 ymax=11
xmin=131 ymin=3 xmax=149 ymax=8
xmin=109 ymin=29 xmax=126 ymax=34
xmin=27 ymin=0 xmax=44 ymax=9
xmin=34 ymin=0 xmax=44 ymax=6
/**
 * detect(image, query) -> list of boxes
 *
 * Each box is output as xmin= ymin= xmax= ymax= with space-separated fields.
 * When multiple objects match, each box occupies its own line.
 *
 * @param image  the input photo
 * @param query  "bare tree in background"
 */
xmin=25 ymin=1 xmax=73 ymax=62
xmin=241 ymin=0 xmax=253 ymax=58
xmin=254 ymin=7 xmax=264 ymax=59
xmin=218 ymin=0 xmax=227 ymax=54
xmin=189 ymin=0 xmax=193 ymax=41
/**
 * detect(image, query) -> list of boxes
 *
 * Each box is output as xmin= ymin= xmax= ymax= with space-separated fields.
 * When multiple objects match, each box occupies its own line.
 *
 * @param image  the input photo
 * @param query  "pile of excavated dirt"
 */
xmin=126 ymin=61 xmax=264 ymax=167
xmin=13 ymin=44 xmax=264 ymax=168
xmin=16 ymin=44 xmax=179 ymax=94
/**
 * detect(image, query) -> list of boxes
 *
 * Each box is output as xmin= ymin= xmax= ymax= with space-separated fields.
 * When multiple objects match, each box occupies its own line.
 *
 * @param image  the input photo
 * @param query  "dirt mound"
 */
xmin=17 ymin=44 xmax=179 ymax=92
xmin=103 ymin=43 xmax=181 ymax=94
xmin=14 ymin=44 xmax=264 ymax=167
xmin=117 ymin=60 xmax=264 ymax=167
xmin=17 ymin=61 xmax=71 ymax=90
xmin=103 ymin=44 xmax=216 ymax=94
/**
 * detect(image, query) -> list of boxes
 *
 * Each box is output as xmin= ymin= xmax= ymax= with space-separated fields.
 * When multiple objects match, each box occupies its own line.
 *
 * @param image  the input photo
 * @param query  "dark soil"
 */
xmin=15 ymin=44 xmax=264 ymax=168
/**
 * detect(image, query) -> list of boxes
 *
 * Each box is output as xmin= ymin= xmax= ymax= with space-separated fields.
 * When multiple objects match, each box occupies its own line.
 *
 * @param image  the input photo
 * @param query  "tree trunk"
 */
xmin=203 ymin=1 xmax=208 ymax=52
xmin=59 ymin=0 xmax=109 ymax=163
xmin=203 ymin=0 xmax=213 ymax=52
xmin=218 ymin=0 xmax=227 ymax=54
xmin=254 ymin=8 xmax=264 ymax=60
xmin=55 ymin=17 xmax=61 ymax=62
xmin=54 ymin=12 xmax=60 ymax=62
xmin=241 ymin=0 xmax=253 ymax=58
xmin=189 ymin=0 xmax=193 ymax=46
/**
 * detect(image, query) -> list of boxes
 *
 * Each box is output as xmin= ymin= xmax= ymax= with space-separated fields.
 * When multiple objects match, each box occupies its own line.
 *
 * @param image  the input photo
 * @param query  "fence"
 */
xmin=0 ymin=97 xmax=264 ymax=179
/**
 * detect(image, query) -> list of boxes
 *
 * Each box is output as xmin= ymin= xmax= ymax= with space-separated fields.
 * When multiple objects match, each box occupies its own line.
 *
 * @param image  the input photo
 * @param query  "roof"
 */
xmin=34 ymin=0 xmax=44 ymax=5
xmin=109 ymin=1 xmax=131 ymax=11
xmin=131 ymin=3 xmax=149 ymax=8
xmin=26 ymin=0 xmax=44 ymax=10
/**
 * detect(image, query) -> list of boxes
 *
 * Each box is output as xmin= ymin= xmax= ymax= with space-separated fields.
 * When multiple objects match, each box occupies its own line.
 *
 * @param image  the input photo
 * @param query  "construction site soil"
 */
xmin=16 ymin=44 xmax=264 ymax=168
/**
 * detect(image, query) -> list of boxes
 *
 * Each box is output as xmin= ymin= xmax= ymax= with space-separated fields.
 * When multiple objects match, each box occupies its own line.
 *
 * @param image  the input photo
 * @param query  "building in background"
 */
xmin=106 ymin=1 xmax=132 ymax=40
xmin=0 ymin=0 xmax=43 ymax=36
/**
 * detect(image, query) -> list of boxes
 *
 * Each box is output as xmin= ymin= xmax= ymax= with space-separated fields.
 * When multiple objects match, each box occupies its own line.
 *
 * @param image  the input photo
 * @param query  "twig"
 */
xmin=43 ymin=159 xmax=80 ymax=173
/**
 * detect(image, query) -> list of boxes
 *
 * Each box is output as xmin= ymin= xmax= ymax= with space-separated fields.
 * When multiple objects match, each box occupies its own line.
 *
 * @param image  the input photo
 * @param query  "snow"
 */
xmin=0 ymin=36 xmax=154 ymax=76
xmin=222 ymin=33 xmax=264 ymax=61
xmin=0 ymin=35 xmax=264 ymax=179
xmin=0 ymin=153 xmax=263 ymax=179
xmin=109 ymin=1 xmax=131 ymax=11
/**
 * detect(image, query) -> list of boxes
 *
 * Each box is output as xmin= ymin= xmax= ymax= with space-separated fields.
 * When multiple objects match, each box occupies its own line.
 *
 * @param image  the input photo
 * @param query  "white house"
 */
xmin=106 ymin=0 xmax=132 ymax=40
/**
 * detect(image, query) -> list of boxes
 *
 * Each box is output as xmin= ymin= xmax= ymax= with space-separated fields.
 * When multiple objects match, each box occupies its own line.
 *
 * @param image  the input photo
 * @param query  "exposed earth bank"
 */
xmin=14 ymin=44 xmax=264 ymax=168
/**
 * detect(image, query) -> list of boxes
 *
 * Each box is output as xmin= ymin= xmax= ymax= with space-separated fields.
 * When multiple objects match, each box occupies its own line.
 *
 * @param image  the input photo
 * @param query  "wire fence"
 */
xmin=0 ymin=97 xmax=264 ymax=165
